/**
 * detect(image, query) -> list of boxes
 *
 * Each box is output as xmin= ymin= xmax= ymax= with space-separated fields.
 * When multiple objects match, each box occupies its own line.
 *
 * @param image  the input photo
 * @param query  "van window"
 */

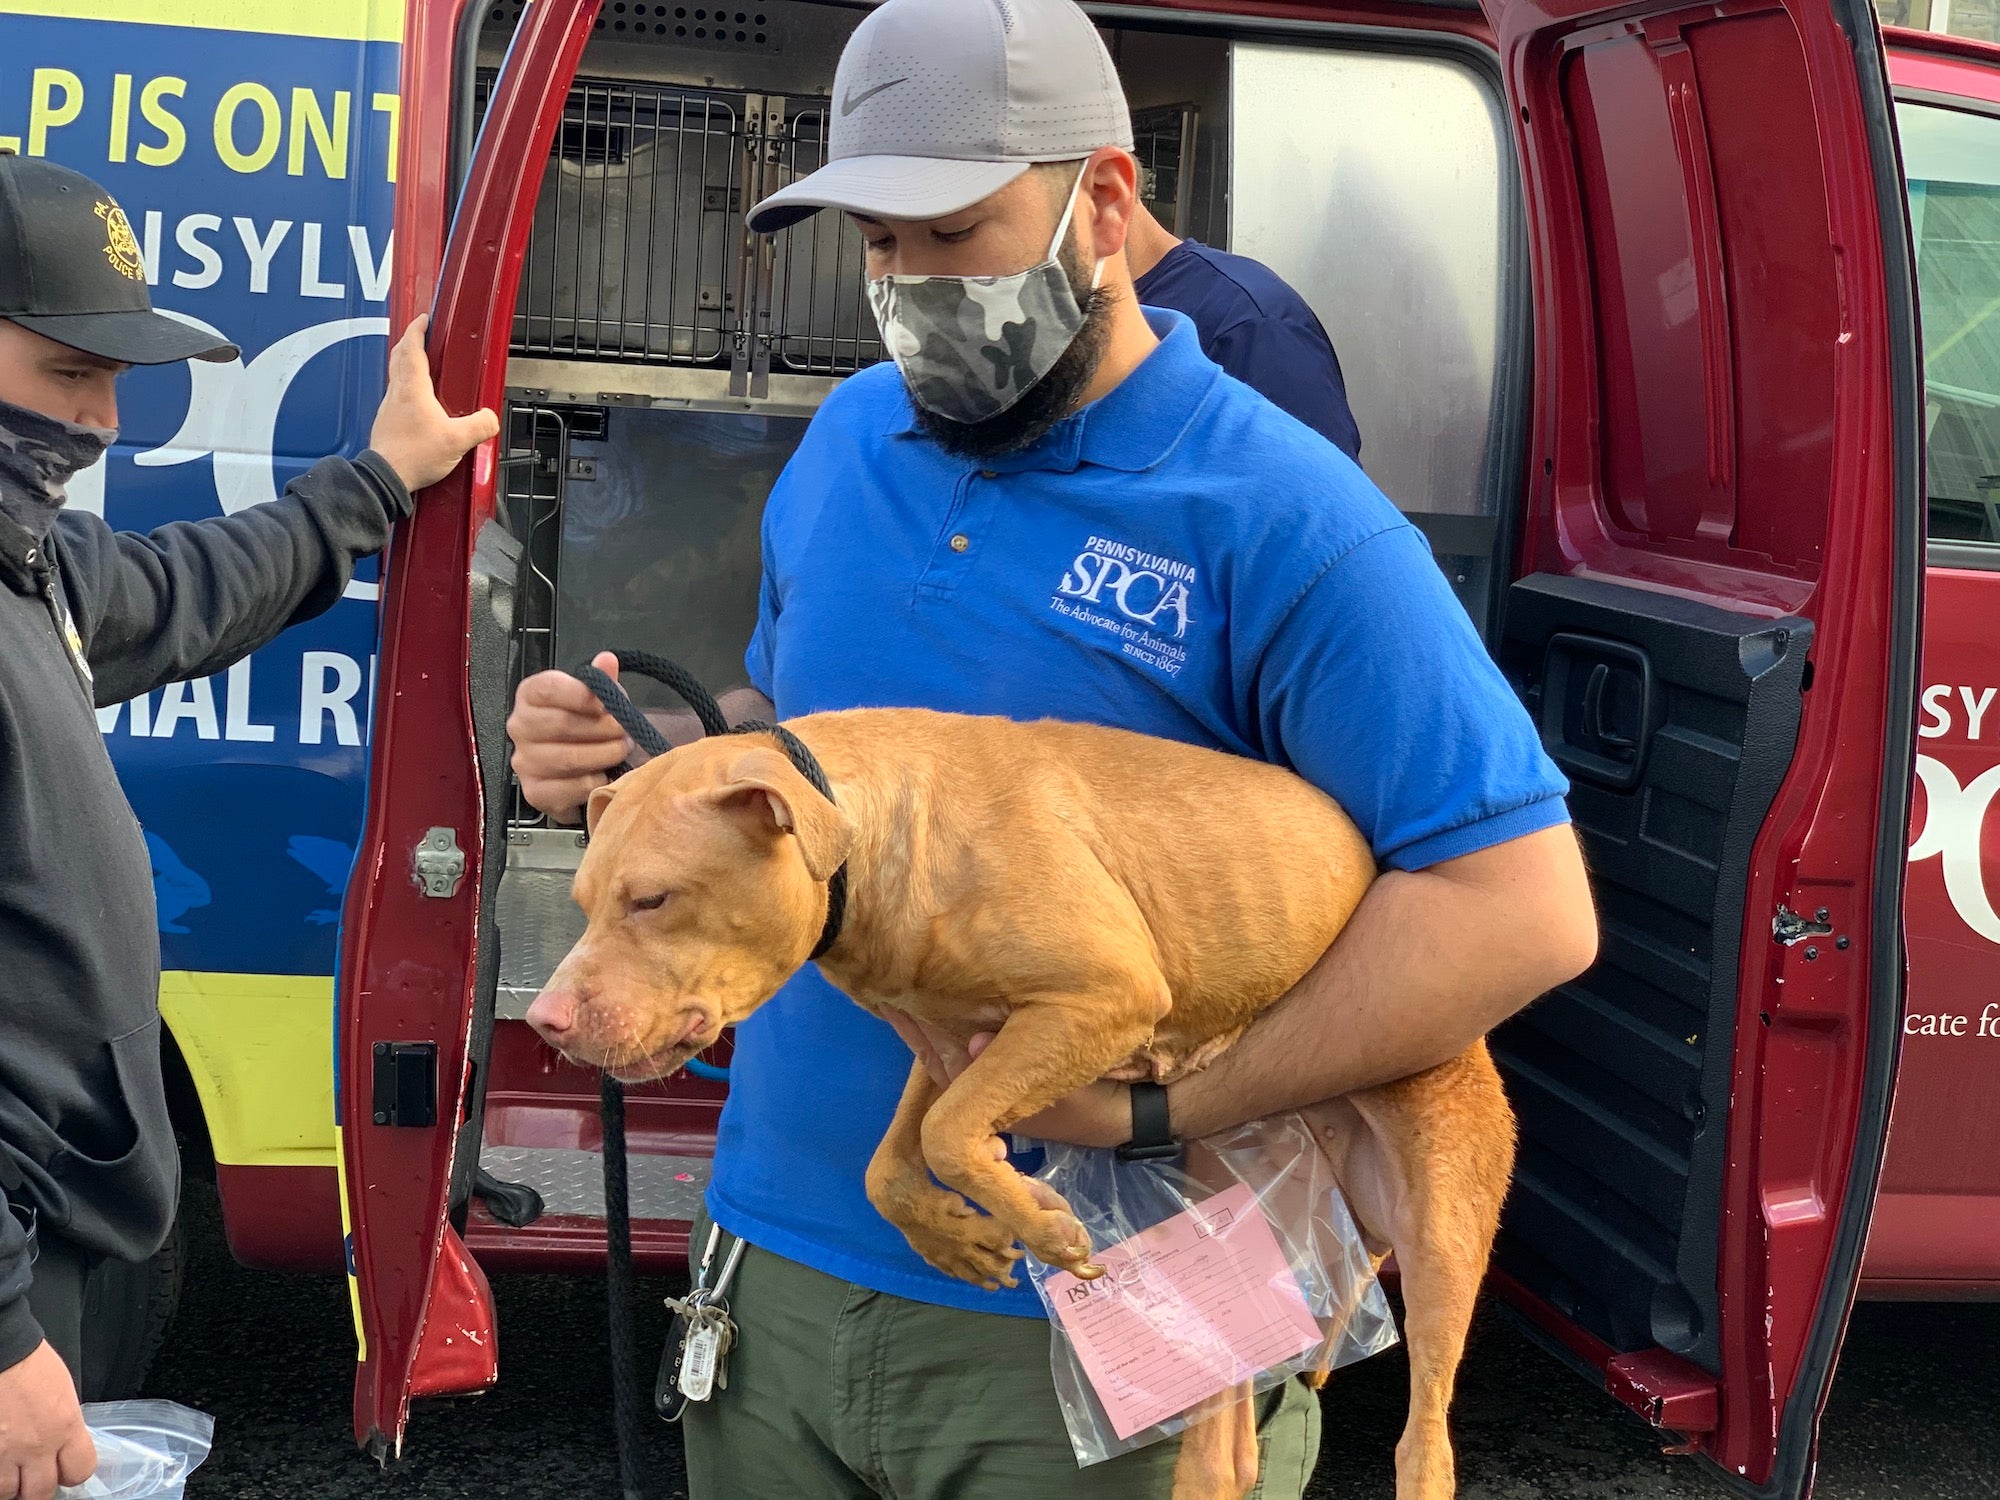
xmin=1897 ymin=100 xmax=2000 ymax=550
xmin=1229 ymin=42 xmax=1514 ymax=628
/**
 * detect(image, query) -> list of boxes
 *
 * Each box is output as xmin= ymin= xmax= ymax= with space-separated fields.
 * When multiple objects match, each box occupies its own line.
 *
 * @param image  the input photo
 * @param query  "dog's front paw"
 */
xmin=899 ymin=1202 xmax=1026 ymax=1292
xmin=1017 ymin=1202 xmax=1098 ymax=1279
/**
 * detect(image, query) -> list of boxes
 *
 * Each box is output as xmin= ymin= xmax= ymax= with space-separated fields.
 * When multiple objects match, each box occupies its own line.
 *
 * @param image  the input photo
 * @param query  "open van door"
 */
xmin=1481 ymin=0 xmax=1922 ymax=1493
xmin=335 ymin=0 xmax=604 ymax=1458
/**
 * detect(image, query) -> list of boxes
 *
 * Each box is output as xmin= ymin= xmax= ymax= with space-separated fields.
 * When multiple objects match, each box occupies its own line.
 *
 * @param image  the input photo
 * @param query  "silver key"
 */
xmin=669 ymin=1234 xmax=747 ymax=1404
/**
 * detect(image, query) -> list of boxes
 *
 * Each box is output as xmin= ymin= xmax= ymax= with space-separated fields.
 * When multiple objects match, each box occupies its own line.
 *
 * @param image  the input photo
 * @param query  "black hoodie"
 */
xmin=0 ymin=450 xmax=411 ymax=1371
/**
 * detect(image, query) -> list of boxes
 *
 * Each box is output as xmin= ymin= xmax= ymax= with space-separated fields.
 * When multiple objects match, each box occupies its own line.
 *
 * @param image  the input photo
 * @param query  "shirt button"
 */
xmin=949 ymin=533 xmax=970 ymax=553
xmin=979 ymin=470 xmax=998 ymax=480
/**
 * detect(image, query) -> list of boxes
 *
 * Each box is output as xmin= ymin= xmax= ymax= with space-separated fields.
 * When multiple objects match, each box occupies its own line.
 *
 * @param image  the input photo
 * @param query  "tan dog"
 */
xmin=526 ymin=709 xmax=1515 ymax=1499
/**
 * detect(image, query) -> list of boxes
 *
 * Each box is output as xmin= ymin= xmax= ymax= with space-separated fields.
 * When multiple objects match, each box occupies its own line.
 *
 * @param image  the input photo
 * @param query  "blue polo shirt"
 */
xmin=1133 ymin=239 xmax=1362 ymax=461
xmin=706 ymin=309 xmax=1568 ymax=1316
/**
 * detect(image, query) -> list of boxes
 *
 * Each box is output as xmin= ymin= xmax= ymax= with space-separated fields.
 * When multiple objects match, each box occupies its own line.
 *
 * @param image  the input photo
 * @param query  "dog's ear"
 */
xmin=585 ymin=780 xmax=620 ymax=838
xmin=711 ymin=744 xmax=854 ymax=882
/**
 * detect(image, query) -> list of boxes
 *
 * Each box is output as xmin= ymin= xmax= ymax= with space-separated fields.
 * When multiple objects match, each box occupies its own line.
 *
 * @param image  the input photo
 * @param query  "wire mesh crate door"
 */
xmin=513 ymin=79 xmax=746 ymax=364
xmin=769 ymin=105 xmax=885 ymax=375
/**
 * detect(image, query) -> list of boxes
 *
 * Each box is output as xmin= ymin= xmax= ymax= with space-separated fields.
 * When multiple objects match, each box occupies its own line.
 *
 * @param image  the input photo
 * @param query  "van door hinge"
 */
xmin=1772 ymin=904 xmax=1835 ymax=946
xmin=371 ymin=1042 xmax=438 ymax=1127
xmin=414 ymin=827 xmax=467 ymax=898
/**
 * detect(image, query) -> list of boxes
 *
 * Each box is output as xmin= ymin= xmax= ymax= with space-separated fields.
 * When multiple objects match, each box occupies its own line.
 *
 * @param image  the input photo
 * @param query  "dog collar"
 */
xmin=736 ymin=718 xmax=848 ymax=961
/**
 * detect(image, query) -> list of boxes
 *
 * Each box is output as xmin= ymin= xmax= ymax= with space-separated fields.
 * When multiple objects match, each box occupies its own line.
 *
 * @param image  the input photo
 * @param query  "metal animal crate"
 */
xmin=514 ymin=81 xmax=743 ymax=363
xmin=769 ymin=105 xmax=884 ymax=375
xmin=485 ymin=71 xmax=1200 ymax=387
xmin=495 ymin=404 xmax=576 ymax=828
xmin=487 ymin=72 xmax=886 ymax=385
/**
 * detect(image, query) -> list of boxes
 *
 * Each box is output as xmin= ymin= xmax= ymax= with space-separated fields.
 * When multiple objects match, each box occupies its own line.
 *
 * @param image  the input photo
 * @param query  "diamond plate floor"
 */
xmin=479 ymin=1144 xmax=711 ymax=1221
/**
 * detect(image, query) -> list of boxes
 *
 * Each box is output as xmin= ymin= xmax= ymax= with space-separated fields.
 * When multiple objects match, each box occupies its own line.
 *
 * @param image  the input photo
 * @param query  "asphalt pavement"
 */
xmin=144 ymin=1181 xmax=2000 ymax=1498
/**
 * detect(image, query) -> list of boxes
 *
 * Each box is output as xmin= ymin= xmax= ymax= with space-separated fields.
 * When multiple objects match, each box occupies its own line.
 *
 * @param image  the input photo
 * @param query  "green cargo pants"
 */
xmin=681 ymin=1213 xmax=1322 ymax=1500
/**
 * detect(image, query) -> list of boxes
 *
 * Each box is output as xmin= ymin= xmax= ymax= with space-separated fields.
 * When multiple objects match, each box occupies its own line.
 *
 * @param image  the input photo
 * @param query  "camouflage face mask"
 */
xmin=866 ymin=162 xmax=1103 ymax=426
xmin=0 ymin=395 xmax=115 ymax=541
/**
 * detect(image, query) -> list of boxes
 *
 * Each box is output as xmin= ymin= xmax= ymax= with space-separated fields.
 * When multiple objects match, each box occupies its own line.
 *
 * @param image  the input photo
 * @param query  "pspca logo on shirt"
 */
xmin=1051 ymin=535 xmax=1196 ymax=678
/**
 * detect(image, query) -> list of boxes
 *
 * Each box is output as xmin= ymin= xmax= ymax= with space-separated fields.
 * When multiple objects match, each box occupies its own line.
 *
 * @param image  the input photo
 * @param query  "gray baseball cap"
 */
xmin=746 ymin=0 xmax=1133 ymax=234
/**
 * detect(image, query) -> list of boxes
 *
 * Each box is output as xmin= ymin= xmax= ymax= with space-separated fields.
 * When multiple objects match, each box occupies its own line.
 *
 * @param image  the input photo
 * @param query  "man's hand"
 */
xmin=507 ymin=650 xmax=634 ymax=824
xmin=0 ymin=1341 xmax=95 ymax=1500
xmin=885 ymin=1014 xmax=1130 ymax=1150
xmin=367 ymin=315 xmax=501 ymax=493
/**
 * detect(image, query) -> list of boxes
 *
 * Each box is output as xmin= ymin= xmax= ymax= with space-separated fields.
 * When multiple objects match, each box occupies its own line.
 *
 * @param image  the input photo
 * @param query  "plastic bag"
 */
xmin=1023 ymin=1112 xmax=1398 ymax=1467
xmin=58 ymin=1401 xmax=215 ymax=1500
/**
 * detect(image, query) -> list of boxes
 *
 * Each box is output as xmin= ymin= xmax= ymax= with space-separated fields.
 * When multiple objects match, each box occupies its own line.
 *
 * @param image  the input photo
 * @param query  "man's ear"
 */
xmin=586 ymin=780 xmax=620 ymax=838
xmin=1082 ymin=146 xmax=1139 ymax=263
xmin=709 ymin=744 xmax=854 ymax=881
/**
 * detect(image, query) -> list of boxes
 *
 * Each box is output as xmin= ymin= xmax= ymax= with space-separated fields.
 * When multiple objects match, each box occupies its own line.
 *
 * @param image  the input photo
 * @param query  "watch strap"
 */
xmin=1116 ymin=1081 xmax=1181 ymax=1162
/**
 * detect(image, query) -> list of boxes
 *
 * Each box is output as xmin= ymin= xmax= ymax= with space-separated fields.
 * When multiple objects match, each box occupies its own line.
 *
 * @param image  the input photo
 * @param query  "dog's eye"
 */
xmin=629 ymin=892 xmax=672 ymax=914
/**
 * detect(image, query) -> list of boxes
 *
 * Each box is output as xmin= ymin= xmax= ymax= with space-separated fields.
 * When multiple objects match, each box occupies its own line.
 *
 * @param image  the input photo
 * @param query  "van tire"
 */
xmin=80 ymin=1206 xmax=186 ymax=1402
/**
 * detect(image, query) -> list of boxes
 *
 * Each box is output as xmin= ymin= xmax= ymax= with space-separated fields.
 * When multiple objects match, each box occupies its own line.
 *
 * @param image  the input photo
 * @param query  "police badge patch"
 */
xmin=94 ymin=199 xmax=146 ymax=282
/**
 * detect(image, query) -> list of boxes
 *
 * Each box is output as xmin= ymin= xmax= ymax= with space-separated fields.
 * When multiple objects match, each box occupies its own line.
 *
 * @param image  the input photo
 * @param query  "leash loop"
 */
xmin=575 ymin=650 xmax=729 ymax=757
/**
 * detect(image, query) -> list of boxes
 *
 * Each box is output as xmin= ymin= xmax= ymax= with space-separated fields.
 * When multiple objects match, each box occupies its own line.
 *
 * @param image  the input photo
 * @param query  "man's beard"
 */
xmin=910 ymin=245 xmax=1117 ymax=462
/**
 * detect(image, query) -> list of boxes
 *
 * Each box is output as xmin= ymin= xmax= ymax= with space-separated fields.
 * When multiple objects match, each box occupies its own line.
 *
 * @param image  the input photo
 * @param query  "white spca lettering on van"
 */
xmin=1051 ymin=535 xmax=1198 ymax=678
xmin=1910 ymin=753 xmax=2000 ymax=946
xmin=1919 ymin=684 xmax=1999 ymax=741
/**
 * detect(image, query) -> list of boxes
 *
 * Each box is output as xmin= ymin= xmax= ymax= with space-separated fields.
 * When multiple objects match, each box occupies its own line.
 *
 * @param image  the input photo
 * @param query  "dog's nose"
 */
xmin=525 ymin=987 xmax=578 ymax=1043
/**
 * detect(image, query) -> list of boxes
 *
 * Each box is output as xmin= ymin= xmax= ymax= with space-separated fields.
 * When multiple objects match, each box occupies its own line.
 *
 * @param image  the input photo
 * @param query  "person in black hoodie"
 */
xmin=0 ymin=152 xmax=498 ymax=1500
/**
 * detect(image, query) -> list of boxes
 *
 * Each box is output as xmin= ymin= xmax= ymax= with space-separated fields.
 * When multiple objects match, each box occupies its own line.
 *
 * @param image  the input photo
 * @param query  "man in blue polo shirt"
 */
xmin=508 ymin=0 xmax=1596 ymax=1493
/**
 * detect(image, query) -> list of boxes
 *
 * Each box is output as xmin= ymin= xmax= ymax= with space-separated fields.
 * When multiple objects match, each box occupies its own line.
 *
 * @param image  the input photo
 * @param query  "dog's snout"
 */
xmin=525 ymin=987 xmax=579 ymax=1044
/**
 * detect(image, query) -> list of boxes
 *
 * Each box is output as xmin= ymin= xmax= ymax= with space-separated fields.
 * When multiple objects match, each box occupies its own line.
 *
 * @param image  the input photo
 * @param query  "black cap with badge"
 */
xmin=0 ymin=150 xmax=237 ymax=365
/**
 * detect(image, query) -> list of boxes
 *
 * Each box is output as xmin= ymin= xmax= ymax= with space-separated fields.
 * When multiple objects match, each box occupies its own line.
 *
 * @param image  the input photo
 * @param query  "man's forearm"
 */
xmin=641 ymin=686 xmax=776 ymax=749
xmin=1166 ymin=825 xmax=1596 ymax=1140
xmin=76 ymin=452 xmax=409 ymax=707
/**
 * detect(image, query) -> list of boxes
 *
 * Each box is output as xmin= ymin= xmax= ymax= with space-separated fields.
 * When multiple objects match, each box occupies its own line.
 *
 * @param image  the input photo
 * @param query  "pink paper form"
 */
xmin=1044 ymin=1181 xmax=1324 ymax=1441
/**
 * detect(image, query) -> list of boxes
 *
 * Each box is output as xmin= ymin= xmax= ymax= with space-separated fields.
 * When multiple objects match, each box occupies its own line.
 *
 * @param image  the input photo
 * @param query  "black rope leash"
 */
xmin=599 ymin=1072 xmax=652 ymax=1500
xmin=570 ymin=652 xmax=848 ymax=1480
xmin=575 ymin=649 xmax=727 ymax=751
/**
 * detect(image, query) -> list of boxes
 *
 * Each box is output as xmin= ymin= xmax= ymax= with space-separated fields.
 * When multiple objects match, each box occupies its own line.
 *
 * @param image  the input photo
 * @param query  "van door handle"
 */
xmin=1582 ymin=663 xmax=1637 ymax=750
xmin=1537 ymin=633 xmax=1661 ymax=792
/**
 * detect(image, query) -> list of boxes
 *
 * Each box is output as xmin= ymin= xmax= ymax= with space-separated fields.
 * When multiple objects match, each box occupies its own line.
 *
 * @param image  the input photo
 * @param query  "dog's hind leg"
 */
xmin=866 ymin=1059 xmax=1025 ymax=1290
xmin=1170 ymin=1388 xmax=1259 ymax=1500
xmin=1340 ymin=1046 xmax=1514 ymax=1500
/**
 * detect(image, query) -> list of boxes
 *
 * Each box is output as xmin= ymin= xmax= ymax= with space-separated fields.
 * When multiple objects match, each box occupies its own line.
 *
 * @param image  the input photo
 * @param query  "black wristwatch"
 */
xmin=1116 ymin=1081 xmax=1182 ymax=1162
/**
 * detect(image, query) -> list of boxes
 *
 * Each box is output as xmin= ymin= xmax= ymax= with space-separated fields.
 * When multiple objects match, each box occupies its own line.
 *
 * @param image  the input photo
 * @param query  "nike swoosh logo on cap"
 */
xmin=841 ymin=77 xmax=909 ymax=115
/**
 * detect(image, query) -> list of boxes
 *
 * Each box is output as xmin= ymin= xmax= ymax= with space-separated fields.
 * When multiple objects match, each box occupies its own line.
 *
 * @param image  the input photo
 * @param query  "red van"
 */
xmin=333 ymin=1 xmax=1928 ymax=1496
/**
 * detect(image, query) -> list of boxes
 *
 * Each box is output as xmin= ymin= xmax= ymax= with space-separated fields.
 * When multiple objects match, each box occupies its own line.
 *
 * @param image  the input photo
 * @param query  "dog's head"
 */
xmin=524 ymin=736 xmax=854 ymax=1081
